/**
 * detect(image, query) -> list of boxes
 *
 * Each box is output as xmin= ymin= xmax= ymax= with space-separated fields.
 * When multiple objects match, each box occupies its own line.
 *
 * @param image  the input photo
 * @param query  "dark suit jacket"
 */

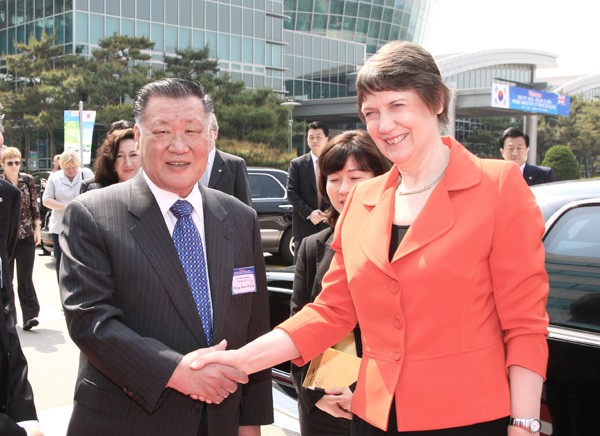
xmin=59 ymin=173 xmax=273 ymax=436
xmin=290 ymin=227 xmax=359 ymax=435
xmin=208 ymin=149 xmax=251 ymax=206
xmin=286 ymin=153 xmax=328 ymax=244
xmin=0 ymin=179 xmax=36 ymax=433
xmin=0 ymin=179 xmax=20 ymax=293
xmin=80 ymin=176 xmax=104 ymax=194
xmin=523 ymin=163 xmax=556 ymax=186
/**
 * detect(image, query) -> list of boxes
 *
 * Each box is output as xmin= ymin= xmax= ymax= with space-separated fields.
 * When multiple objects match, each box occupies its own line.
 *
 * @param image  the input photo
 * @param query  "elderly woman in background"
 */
xmin=80 ymin=128 xmax=138 ymax=192
xmin=291 ymin=130 xmax=391 ymax=435
xmin=42 ymin=151 xmax=93 ymax=279
xmin=194 ymin=41 xmax=549 ymax=436
xmin=0 ymin=147 xmax=42 ymax=330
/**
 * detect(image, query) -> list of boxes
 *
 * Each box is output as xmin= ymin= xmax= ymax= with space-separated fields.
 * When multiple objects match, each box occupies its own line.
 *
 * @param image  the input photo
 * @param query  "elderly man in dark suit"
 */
xmin=500 ymin=127 xmax=556 ymax=186
xmin=59 ymin=78 xmax=273 ymax=435
xmin=0 ymin=177 xmax=42 ymax=436
xmin=200 ymin=113 xmax=251 ymax=206
xmin=286 ymin=121 xmax=330 ymax=256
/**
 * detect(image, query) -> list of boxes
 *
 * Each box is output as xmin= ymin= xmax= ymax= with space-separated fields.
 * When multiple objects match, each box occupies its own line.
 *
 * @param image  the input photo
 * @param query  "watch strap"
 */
xmin=509 ymin=417 xmax=541 ymax=433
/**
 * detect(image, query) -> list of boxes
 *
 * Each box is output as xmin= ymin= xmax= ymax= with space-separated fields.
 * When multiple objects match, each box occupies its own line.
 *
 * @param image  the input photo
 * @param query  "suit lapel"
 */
xmin=208 ymin=150 xmax=225 ymax=188
xmin=200 ymin=186 xmax=234 ymax=344
xmin=314 ymin=229 xmax=335 ymax=297
xmin=128 ymin=174 xmax=206 ymax=345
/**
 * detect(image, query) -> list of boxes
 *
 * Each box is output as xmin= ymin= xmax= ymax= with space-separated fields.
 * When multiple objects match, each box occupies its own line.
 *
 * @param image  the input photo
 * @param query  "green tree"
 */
xmin=160 ymin=47 xmax=220 ymax=92
xmin=214 ymin=86 xmax=289 ymax=148
xmin=542 ymin=144 xmax=580 ymax=181
xmin=0 ymin=32 xmax=87 ymax=158
xmin=85 ymin=34 xmax=154 ymax=110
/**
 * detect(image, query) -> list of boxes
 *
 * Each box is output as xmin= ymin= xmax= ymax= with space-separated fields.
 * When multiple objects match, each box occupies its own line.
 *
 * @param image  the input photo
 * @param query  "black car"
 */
xmin=247 ymin=167 xmax=294 ymax=265
xmin=539 ymin=197 xmax=600 ymax=435
xmin=266 ymin=179 xmax=600 ymax=429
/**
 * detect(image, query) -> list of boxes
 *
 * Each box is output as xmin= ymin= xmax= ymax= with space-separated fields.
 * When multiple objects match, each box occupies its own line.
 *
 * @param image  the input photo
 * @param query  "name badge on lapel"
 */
xmin=232 ymin=266 xmax=257 ymax=295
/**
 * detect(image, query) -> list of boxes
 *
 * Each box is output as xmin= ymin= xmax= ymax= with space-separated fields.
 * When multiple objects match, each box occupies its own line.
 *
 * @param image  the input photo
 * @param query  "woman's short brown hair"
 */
xmin=356 ymin=41 xmax=451 ymax=126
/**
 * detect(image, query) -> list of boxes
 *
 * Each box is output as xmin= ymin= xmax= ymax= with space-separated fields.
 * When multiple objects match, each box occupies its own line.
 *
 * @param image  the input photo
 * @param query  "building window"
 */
xmin=105 ymin=0 xmax=119 ymax=16
xmin=165 ymin=25 xmax=176 ymax=52
xmin=89 ymin=13 xmax=103 ymax=43
xmin=151 ymin=23 xmax=163 ymax=50
xmin=137 ymin=0 xmax=150 ymax=21
xmin=240 ymin=37 xmax=251 ymax=63
xmin=136 ymin=20 xmax=150 ymax=38
xmin=106 ymin=16 xmax=119 ymax=36
xmin=179 ymin=0 xmax=191 ymax=26
xmin=151 ymin=0 xmax=164 ymax=22
xmin=179 ymin=27 xmax=190 ymax=49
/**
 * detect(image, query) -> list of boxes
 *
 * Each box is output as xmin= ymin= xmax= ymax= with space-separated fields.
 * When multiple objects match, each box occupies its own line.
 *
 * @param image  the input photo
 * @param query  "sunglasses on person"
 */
xmin=4 ymin=160 xmax=21 ymax=166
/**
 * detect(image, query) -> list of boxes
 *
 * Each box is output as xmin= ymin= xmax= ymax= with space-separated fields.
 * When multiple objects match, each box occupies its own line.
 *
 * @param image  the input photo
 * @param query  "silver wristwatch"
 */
xmin=509 ymin=417 xmax=542 ymax=433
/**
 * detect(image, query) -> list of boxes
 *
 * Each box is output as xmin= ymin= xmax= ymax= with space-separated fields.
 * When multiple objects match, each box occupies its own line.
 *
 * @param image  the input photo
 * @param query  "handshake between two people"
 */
xmin=166 ymin=339 xmax=247 ymax=404
xmin=166 ymin=329 xmax=299 ymax=404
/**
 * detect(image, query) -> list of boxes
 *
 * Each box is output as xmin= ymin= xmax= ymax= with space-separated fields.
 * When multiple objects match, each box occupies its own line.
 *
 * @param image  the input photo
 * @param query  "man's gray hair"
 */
xmin=133 ymin=78 xmax=214 ymax=123
xmin=209 ymin=113 xmax=219 ymax=132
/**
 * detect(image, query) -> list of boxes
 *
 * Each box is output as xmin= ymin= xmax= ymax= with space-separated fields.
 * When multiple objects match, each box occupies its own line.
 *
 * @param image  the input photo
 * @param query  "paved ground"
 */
xmin=15 ymin=251 xmax=299 ymax=435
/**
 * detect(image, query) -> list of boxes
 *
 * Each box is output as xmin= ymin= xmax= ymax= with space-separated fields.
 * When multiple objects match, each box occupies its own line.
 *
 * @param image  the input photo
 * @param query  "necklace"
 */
xmin=396 ymin=166 xmax=447 ymax=196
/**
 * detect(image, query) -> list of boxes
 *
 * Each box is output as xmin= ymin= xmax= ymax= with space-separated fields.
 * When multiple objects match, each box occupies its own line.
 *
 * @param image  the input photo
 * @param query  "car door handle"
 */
xmin=278 ymin=204 xmax=293 ymax=210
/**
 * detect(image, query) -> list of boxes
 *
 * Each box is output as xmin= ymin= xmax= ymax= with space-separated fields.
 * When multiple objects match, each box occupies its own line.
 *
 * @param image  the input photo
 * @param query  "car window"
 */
xmin=249 ymin=173 xmax=285 ymax=199
xmin=544 ymin=204 xmax=600 ymax=333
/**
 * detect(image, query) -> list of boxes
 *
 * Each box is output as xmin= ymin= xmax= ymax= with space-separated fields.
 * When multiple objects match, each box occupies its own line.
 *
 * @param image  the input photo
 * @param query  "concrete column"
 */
xmin=524 ymin=114 xmax=538 ymax=164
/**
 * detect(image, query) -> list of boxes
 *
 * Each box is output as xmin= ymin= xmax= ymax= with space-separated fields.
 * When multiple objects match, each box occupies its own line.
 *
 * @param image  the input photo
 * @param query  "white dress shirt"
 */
xmin=143 ymin=171 xmax=214 ymax=318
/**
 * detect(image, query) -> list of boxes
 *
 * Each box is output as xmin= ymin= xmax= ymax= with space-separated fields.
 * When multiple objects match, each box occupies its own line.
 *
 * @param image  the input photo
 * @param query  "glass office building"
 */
xmin=0 ymin=0 xmax=434 ymax=99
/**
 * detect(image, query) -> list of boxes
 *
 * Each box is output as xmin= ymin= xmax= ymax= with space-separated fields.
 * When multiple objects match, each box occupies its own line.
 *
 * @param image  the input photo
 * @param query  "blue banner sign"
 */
xmin=491 ymin=82 xmax=570 ymax=116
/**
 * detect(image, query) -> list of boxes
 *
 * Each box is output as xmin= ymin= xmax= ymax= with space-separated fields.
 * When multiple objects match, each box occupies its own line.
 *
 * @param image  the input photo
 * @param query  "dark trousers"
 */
xmin=52 ymin=233 xmax=62 ymax=281
xmin=8 ymin=235 xmax=40 ymax=322
xmin=351 ymin=405 xmax=510 ymax=436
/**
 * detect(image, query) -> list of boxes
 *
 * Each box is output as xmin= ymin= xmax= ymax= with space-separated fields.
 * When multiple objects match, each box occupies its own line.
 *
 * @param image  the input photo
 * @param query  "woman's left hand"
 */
xmin=33 ymin=227 xmax=41 ymax=246
xmin=315 ymin=386 xmax=353 ymax=420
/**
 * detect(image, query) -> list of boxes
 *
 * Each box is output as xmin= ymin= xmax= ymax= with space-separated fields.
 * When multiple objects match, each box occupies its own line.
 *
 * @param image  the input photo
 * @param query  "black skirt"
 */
xmin=351 ymin=404 xmax=509 ymax=436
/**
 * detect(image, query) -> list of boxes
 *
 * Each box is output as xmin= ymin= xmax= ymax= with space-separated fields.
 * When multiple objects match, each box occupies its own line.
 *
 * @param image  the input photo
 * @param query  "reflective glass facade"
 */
xmin=284 ymin=30 xmax=365 ymax=100
xmin=0 ymin=0 xmax=434 ymax=100
xmin=0 ymin=0 xmax=288 ymax=93
xmin=283 ymin=0 xmax=433 ymax=55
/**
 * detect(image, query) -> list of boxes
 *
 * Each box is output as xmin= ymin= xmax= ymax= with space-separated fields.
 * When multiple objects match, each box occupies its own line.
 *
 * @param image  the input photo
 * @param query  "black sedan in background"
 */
xmin=247 ymin=167 xmax=294 ymax=265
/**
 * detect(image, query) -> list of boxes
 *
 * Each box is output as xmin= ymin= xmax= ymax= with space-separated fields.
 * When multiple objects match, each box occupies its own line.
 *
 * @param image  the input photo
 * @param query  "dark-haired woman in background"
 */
xmin=81 ymin=128 xmax=138 ymax=193
xmin=291 ymin=130 xmax=391 ymax=435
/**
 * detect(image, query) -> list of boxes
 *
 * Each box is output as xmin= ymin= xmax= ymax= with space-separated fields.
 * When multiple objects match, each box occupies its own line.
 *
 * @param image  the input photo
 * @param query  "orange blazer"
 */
xmin=278 ymin=137 xmax=549 ymax=431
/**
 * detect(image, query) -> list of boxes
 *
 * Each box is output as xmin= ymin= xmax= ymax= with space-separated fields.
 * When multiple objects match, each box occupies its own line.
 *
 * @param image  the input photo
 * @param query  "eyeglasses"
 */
xmin=4 ymin=161 xmax=21 ymax=166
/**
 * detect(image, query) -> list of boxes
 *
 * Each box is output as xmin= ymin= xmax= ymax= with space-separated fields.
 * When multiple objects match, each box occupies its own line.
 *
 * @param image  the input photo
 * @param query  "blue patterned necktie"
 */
xmin=170 ymin=199 xmax=213 ymax=345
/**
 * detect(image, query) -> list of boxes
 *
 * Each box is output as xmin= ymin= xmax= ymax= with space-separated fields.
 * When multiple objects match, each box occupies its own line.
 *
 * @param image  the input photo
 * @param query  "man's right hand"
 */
xmin=166 ymin=340 xmax=248 ymax=404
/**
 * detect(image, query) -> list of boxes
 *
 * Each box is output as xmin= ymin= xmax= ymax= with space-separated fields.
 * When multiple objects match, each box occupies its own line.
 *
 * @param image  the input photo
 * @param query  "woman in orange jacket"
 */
xmin=193 ymin=41 xmax=549 ymax=436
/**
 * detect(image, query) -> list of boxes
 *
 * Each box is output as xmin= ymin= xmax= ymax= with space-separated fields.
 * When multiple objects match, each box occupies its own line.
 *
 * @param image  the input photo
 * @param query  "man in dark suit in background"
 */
xmin=287 ymin=121 xmax=330 ymax=257
xmin=200 ymin=113 xmax=251 ymax=206
xmin=0 ymin=177 xmax=42 ymax=436
xmin=500 ymin=127 xmax=556 ymax=186
xmin=59 ymin=78 xmax=273 ymax=435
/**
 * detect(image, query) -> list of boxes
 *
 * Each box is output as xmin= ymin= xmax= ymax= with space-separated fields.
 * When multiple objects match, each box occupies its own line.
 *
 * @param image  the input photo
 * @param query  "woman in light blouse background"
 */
xmin=42 ymin=151 xmax=93 ymax=279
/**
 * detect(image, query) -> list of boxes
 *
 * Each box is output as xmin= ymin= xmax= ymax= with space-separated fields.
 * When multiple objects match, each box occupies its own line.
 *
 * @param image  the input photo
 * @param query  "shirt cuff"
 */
xmin=17 ymin=420 xmax=40 ymax=429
